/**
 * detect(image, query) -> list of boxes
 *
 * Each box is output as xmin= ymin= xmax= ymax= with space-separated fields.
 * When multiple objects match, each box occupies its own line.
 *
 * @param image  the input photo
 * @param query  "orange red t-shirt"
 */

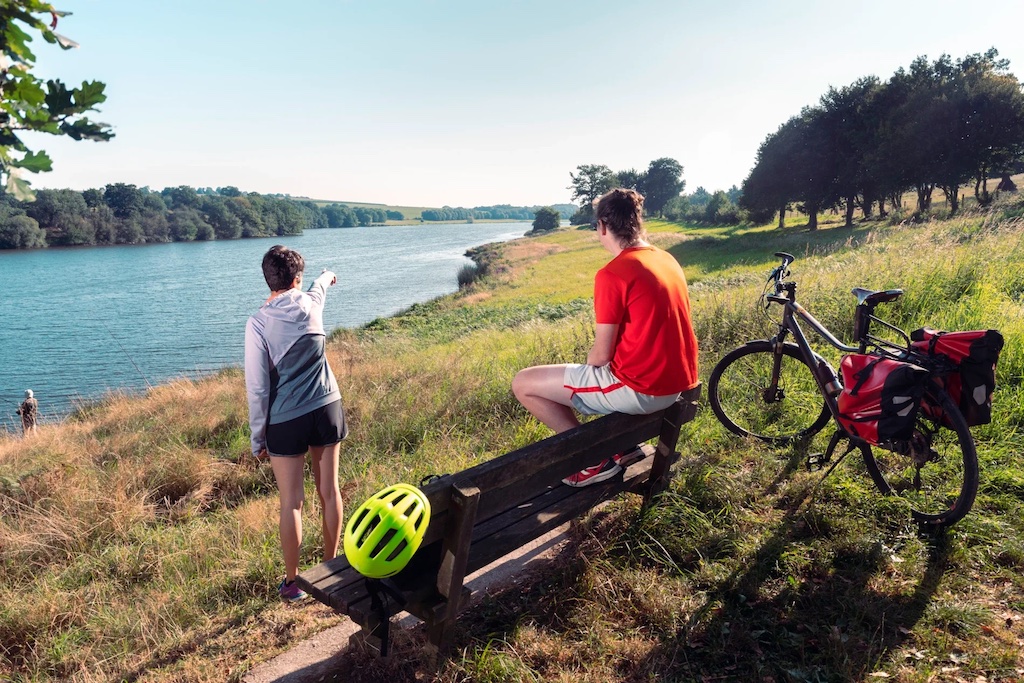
xmin=593 ymin=246 xmax=699 ymax=396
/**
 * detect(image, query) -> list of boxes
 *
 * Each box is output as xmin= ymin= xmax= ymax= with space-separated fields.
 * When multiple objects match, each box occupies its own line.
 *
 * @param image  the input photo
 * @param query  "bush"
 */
xmin=457 ymin=262 xmax=482 ymax=288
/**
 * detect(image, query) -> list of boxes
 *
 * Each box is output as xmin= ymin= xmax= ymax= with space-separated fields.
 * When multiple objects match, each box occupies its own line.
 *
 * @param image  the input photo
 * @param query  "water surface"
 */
xmin=0 ymin=222 xmax=526 ymax=427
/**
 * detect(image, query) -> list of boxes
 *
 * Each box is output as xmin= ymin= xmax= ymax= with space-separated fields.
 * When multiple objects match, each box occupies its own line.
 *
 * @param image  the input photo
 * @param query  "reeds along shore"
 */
xmin=2 ymin=193 xmax=1024 ymax=682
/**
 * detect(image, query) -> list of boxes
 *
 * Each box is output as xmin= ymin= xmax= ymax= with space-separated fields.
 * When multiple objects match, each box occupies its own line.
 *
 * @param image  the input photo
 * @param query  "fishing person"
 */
xmin=245 ymin=245 xmax=347 ymax=603
xmin=512 ymin=188 xmax=699 ymax=487
xmin=16 ymin=390 xmax=39 ymax=436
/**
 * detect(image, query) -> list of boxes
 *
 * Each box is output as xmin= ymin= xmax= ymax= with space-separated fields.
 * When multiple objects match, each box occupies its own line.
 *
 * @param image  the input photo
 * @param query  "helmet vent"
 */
xmin=372 ymin=528 xmax=397 ymax=557
xmin=385 ymin=539 xmax=409 ymax=562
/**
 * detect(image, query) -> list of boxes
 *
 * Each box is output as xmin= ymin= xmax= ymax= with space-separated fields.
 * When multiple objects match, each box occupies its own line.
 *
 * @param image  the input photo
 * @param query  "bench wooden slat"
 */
xmin=415 ymin=409 xmax=667 ymax=530
xmin=465 ymin=452 xmax=661 ymax=573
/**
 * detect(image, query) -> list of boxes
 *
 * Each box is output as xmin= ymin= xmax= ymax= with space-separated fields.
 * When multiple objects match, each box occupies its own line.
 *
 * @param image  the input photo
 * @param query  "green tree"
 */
xmin=950 ymin=50 xmax=1024 ymax=207
xmin=25 ymin=187 xmax=91 ymax=244
xmin=638 ymin=157 xmax=685 ymax=217
xmin=201 ymin=196 xmax=242 ymax=239
xmin=168 ymin=207 xmax=208 ymax=241
xmin=354 ymin=206 xmax=373 ymax=226
xmin=745 ymin=108 xmax=836 ymax=230
xmin=530 ymin=206 xmax=560 ymax=233
xmin=568 ymin=164 xmax=615 ymax=224
xmin=0 ymin=204 xmax=45 ymax=248
xmin=81 ymin=187 xmax=103 ymax=208
xmin=161 ymin=185 xmax=201 ymax=209
xmin=820 ymin=76 xmax=883 ymax=226
xmin=88 ymin=204 xmax=116 ymax=244
xmin=0 ymin=1 xmax=113 ymax=199
xmin=226 ymin=196 xmax=265 ymax=237
xmin=324 ymin=203 xmax=356 ymax=228
xmin=616 ymin=168 xmax=643 ymax=190
xmin=103 ymin=182 xmax=143 ymax=219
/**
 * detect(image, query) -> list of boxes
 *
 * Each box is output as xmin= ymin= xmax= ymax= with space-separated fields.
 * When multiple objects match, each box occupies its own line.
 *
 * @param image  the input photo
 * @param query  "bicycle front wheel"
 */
xmin=862 ymin=386 xmax=979 ymax=528
xmin=709 ymin=341 xmax=831 ymax=444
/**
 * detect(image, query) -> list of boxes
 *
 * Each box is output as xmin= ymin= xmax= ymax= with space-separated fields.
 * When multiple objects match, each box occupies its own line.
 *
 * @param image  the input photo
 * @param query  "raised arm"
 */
xmin=305 ymin=270 xmax=337 ymax=307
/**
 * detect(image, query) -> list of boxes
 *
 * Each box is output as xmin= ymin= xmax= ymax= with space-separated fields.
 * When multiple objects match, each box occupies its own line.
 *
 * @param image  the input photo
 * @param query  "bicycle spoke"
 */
xmin=862 ymin=388 xmax=978 ymax=527
xmin=709 ymin=342 xmax=830 ymax=443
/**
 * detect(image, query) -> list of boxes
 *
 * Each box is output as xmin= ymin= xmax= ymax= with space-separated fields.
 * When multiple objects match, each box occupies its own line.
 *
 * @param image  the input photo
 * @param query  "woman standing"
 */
xmin=245 ymin=245 xmax=347 ymax=602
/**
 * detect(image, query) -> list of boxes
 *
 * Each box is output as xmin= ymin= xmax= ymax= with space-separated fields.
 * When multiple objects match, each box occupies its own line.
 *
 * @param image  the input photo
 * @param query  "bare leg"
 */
xmin=270 ymin=455 xmax=306 ymax=582
xmin=512 ymin=364 xmax=579 ymax=433
xmin=309 ymin=442 xmax=343 ymax=562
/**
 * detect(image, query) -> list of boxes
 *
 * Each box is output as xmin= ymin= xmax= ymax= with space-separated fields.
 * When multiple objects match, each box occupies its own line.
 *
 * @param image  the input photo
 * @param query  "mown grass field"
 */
xmin=300 ymin=198 xmax=432 ymax=222
xmin=2 ymin=194 xmax=1024 ymax=682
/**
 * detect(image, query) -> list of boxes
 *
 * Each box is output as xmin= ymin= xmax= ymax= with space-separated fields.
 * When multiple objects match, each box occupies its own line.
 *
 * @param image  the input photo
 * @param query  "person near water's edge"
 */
xmin=16 ymin=389 xmax=38 ymax=436
xmin=245 ymin=245 xmax=347 ymax=603
xmin=512 ymin=188 xmax=699 ymax=487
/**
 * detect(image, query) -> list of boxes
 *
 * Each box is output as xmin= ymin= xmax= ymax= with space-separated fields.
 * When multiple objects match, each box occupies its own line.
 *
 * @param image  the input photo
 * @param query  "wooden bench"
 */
xmin=296 ymin=384 xmax=701 ymax=655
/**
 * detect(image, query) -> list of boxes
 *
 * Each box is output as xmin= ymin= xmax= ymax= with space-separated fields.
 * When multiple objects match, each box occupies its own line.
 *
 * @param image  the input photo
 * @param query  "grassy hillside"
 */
xmin=2 ymin=196 xmax=1024 ymax=682
xmin=302 ymin=199 xmax=433 ymax=221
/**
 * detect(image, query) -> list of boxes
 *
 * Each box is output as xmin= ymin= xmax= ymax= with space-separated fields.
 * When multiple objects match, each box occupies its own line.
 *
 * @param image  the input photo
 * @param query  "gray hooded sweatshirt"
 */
xmin=244 ymin=271 xmax=340 ymax=455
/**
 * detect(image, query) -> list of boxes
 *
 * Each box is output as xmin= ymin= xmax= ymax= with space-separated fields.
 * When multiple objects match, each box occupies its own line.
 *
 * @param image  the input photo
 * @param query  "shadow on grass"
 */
xmin=666 ymin=220 xmax=874 ymax=281
xmin=633 ymin=499 xmax=950 ymax=681
xmin=435 ymin=473 xmax=950 ymax=683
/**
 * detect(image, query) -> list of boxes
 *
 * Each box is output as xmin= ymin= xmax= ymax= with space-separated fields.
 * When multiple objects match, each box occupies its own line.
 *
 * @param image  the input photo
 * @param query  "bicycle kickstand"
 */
xmin=806 ymin=430 xmax=856 ymax=474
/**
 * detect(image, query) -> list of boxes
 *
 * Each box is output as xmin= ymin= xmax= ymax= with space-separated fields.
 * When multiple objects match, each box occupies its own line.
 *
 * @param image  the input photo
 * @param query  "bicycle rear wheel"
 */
xmin=709 ymin=341 xmax=831 ymax=444
xmin=862 ymin=386 xmax=979 ymax=528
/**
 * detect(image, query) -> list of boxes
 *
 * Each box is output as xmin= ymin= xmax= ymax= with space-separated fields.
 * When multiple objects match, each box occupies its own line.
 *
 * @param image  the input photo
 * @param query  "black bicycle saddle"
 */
xmin=851 ymin=287 xmax=904 ymax=306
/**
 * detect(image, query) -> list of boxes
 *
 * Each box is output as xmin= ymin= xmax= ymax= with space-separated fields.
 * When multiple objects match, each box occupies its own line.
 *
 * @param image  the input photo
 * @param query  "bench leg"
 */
xmin=645 ymin=385 xmax=700 ymax=505
xmin=348 ymin=619 xmax=385 ymax=657
xmin=426 ymin=480 xmax=480 ymax=655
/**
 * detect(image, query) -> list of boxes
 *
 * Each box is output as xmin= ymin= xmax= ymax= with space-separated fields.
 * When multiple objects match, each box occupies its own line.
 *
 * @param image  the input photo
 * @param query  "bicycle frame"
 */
xmin=762 ymin=256 xmax=913 ymax=428
xmin=764 ymin=291 xmax=858 ymax=425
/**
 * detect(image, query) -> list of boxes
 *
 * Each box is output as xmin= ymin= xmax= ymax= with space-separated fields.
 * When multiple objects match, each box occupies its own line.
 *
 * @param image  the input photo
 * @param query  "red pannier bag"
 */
xmin=837 ymin=354 xmax=929 ymax=446
xmin=910 ymin=328 xmax=1004 ymax=426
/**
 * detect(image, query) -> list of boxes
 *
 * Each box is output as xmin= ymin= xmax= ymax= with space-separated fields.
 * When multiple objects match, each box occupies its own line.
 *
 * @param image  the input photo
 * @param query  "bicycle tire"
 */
xmin=861 ymin=386 xmax=979 ymax=528
xmin=709 ymin=341 xmax=831 ymax=444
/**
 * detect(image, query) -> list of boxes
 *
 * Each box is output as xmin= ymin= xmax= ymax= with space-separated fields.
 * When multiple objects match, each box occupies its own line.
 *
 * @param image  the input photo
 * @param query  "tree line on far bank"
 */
xmin=0 ymin=183 xmax=575 ymax=250
xmin=422 ymin=204 xmax=577 ymax=222
xmin=0 ymin=184 xmax=392 ymax=249
xmin=742 ymin=49 xmax=1024 ymax=230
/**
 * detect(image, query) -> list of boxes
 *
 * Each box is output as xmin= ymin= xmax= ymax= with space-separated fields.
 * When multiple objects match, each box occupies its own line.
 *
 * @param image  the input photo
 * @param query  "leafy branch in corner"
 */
xmin=0 ymin=0 xmax=113 ymax=200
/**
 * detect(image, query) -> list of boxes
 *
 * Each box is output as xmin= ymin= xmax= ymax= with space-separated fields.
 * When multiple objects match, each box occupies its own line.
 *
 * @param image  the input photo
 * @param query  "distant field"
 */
xmin=296 ymin=198 xmax=432 ymax=222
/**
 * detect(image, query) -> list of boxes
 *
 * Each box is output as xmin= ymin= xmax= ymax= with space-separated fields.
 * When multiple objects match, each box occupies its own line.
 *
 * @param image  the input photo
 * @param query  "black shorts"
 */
xmin=266 ymin=400 xmax=347 ymax=457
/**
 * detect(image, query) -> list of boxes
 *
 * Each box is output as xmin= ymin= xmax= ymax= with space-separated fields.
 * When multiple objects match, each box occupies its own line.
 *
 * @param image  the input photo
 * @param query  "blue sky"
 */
xmin=26 ymin=0 xmax=1024 ymax=207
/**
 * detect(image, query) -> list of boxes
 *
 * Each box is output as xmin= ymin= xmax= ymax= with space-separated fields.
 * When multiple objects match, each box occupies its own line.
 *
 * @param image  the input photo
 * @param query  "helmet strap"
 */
xmin=365 ymin=578 xmax=407 ymax=657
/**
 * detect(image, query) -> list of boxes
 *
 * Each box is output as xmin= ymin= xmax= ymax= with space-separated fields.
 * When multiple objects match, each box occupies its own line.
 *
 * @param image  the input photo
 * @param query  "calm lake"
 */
xmin=0 ymin=222 xmax=528 ymax=428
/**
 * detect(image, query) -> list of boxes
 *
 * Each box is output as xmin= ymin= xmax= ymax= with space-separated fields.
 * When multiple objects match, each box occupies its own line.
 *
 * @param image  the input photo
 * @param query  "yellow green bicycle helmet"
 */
xmin=344 ymin=483 xmax=431 ymax=579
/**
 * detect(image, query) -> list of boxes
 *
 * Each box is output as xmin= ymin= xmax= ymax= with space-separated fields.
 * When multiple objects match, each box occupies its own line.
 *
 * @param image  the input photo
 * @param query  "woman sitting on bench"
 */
xmin=512 ymin=188 xmax=699 ymax=487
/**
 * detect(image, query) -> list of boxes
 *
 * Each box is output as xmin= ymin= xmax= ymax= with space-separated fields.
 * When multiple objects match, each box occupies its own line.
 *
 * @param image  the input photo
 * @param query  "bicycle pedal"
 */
xmin=806 ymin=453 xmax=830 ymax=471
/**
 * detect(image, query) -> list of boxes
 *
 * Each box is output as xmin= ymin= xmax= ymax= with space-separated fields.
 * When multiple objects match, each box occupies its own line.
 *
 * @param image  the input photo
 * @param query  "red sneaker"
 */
xmin=562 ymin=458 xmax=622 ymax=487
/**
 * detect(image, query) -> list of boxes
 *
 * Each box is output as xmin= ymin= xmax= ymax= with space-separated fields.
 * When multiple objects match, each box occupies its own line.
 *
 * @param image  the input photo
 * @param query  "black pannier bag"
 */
xmin=910 ymin=328 xmax=1004 ymax=426
xmin=837 ymin=354 xmax=929 ymax=446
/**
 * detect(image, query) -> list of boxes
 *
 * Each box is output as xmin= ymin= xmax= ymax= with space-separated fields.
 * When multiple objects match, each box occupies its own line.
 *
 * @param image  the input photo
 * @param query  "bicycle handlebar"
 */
xmin=767 ymin=251 xmax=796 ymax=293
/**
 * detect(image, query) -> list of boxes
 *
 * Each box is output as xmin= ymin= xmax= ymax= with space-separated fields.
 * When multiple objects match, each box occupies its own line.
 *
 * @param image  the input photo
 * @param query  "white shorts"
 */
xmin=563 ymin=364 xmax=680 ymax=416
